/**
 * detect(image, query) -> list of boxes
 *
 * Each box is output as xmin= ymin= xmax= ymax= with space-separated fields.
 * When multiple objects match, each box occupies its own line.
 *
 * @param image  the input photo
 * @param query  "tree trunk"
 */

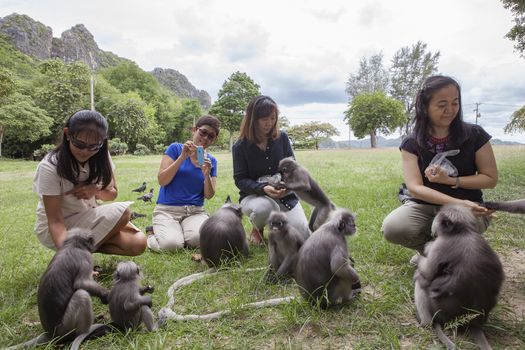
xmin=369 ymin=130 xmax=377 ymax=148
xmin=229 ymin=132 xmax=233 ymax=152
xmin=0 ymin=126 xmax=3 ymax=158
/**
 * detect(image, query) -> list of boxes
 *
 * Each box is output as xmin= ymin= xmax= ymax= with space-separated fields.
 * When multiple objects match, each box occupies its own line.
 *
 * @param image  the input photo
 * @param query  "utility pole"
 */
xmin=88 ymin=52 xmax=96 ymax=111
xmin=474 ymin=102 xmax=482 ymax=125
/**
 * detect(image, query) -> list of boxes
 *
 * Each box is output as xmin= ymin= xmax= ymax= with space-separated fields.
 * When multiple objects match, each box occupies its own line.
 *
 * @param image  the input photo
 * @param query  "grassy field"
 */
xmin=0 ymin=146 xmax=524 ymax=349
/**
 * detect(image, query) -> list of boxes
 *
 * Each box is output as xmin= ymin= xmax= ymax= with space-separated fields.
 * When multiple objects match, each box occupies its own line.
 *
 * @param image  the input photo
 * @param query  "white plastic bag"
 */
xmin=429 ymin=149 xmax=460 ymax=176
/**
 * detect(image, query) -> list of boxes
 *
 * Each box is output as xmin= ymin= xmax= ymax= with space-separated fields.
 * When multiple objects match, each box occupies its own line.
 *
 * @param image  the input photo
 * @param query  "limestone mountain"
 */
xmin=151 ymin=68 xmax=211 ymax=110
xmin=0 ymin=13 xmax=211 ymax=108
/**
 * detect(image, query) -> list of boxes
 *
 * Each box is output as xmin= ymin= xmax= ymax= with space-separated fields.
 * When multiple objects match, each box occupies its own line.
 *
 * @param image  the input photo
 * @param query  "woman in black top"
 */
xmin=382 ymin=75 xmax=497 ymax=257
xmin=232 ymin=95 xmax=310 ymax=245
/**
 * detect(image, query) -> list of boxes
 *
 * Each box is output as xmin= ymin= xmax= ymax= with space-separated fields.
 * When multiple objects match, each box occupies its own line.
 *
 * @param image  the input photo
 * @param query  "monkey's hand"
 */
xmin=140 ymin=285 xmax=154 ymax=294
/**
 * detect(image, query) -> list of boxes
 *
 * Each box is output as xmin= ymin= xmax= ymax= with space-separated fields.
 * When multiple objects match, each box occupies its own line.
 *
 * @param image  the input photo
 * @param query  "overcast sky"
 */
xmin=2 ymin=0 xmax=525 ymax=142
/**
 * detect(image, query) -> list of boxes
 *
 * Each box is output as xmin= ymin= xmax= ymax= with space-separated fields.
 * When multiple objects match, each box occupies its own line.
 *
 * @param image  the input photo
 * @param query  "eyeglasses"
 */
xmin=68 ymin=136 xmax=105 ymax=151
xmin=197 ymin=128 xmax=217 ymax=141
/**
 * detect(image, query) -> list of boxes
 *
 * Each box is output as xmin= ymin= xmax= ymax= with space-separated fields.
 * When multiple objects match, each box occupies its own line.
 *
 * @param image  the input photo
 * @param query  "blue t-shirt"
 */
xmin=156 ymin=143 xmax=217 ymax=206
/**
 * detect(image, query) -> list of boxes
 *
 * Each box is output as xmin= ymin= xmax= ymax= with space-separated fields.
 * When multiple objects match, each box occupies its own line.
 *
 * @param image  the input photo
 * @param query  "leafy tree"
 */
xmin=280 ymin=115 xmax=291 ymax=130
xmin=209 ymin=71 xmax=261 ymax=150
xmin=286 ymin=121 xmax=339 ymax=150
xmin=34 ymin=59 xmax=91 ymax=134
xmin=504 ymin=105 xmax=525 ymax=133
xmin=0 ymin=67 xmax=15 ymax=98
xmin=344 ymin=92 xmax=405 ymax=148
xmin=177 ymin=99 xmax=203 ymax=141
xmin=0 ymin=93 xmax=52 ymax=157
xmin=502 ymin=0 xmax=525 ymax=58
xmin=101 ymin=61 xmax=160 ymax=101
xmin=345 ymin=53 xmax=390 ymax=101
xmin=390 ymin=41 xmax=440 ymax=134
xmin=105 ymin=91 xmax=150 ymax=151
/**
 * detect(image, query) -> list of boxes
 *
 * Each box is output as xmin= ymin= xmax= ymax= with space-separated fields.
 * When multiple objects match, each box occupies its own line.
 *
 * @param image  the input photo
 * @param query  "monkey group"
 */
xmin=9 ymin=159 xmax=520 ymax=349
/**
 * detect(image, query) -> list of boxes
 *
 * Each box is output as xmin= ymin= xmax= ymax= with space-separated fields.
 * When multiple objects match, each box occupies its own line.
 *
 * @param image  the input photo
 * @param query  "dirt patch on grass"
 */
xmin=499 ymin=247 xmax=525 ymax=320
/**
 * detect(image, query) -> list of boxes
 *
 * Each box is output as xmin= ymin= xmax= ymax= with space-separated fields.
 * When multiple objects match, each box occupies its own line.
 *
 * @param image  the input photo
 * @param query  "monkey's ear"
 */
xmin=225 ymin=195 xmax=232 ymax=204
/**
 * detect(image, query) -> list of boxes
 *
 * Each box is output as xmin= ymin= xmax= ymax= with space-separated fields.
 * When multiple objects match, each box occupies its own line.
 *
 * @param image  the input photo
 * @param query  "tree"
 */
xmin=34 ymin=59 xmax=91 ymax=134
xmin=101 ymin=61 xmax=160 ymax=101
xmin=0 ymin=67 xmax=15 ymax=99
xmin=209 ymin=71 xmax=261 ymax=150
xmin=345 ymin=53 xmax=390 ymax=101
xmin=504 ymin=105 xmax=525 ymax=133
xmin=286 ymin=121 xmax=339 ymax=150
xmin=0 ymin=93 xmax=53 ymax=157
xmin=390 ymin=41 xmax=440 ymax=134
xmin=344 ymin=92 xmax=405 ymax=148
xmin=502 ymin=0 xmax=525 ymax=58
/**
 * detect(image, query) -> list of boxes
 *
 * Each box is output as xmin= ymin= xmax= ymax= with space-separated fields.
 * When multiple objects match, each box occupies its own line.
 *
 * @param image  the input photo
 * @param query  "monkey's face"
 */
xmin=268 ymin=212 xmax=288 ymax=233
xmin=335 ymin=210 xmax=357 ymax=236
xmin=278 ymin=157 xmax=297 ymax=181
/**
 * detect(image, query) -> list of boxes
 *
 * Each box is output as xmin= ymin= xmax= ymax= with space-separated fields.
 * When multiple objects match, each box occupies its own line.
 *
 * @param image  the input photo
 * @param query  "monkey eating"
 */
xmin=108 ymin=260 xmax=157 ymax=332
xmin=295 ymin=209 xmax=361 ymax=308
xmin=266 ymin=211 xmax=307 ymax=283
xmin=277 ymin=157 xmax=336 ymax=231
xmin=414 ymin=204 xmax=504 ymax=350
xmin=199 ymin=196 xmax=249 ymax=267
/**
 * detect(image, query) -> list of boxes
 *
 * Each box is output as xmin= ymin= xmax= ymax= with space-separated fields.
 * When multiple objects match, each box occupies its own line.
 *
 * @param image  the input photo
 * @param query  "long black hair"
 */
xmin=49 ymin=110 xmax=112 ymax=188
xmin=411 ymin=75 xmax=469 ymax=149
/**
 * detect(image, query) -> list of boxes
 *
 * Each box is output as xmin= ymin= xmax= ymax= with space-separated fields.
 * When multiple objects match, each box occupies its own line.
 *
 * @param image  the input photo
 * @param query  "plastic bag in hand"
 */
xmin=429 ymin=149 xmax=460 ymax=176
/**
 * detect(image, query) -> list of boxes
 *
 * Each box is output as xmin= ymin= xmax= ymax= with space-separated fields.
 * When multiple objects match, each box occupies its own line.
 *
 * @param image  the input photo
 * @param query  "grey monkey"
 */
xmin=266 ymin=211 xmax=306 ymax=283
xmin=199 ymin=196 xmax=249 ymax=267
xmin=278 ymin=157 xmax=336 ymax=231
xmin=108 ymin=260 xmax=157 ymax=332
xmin=414 ymin=204 xmax=504 ymax=350
xmin=7 ymin=232 xmax=110 ymax=349
xmin=295 ymin=209 xmax=361 ymax=308
xmin=482 ymin=199 xmax=525 ymax=213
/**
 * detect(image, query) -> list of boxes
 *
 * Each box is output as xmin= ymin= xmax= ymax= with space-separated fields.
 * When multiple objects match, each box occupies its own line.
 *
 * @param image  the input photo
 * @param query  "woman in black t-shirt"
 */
xmin=381 ymin=75 xmax=497 ymax=256
xmin=232 ymin=95 xmax=310 ymax=245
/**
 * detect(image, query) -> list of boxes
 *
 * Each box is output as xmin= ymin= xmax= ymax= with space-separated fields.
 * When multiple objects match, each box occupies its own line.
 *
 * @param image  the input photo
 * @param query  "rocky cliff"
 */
xmin=151 ymin=68 xmax=211 ymax=110
xmin=0 ymin=13 xmax=211 ymax=108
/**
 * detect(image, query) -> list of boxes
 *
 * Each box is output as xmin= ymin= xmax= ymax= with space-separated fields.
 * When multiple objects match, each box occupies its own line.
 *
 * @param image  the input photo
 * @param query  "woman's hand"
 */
xmin=65 ymin=183 xmax=101 ymax=200
xmin=424 ymin=164 xmax=452 ymax=185
xmin=201 ymin=158 xmax=212 ymax=176
xmin=181 ymin=141 xmax=196 ymax=159
xmin=263 ymin=185 xmax=286 ymax=199
xmin=460 ymin=199 xmax=494 ymax=216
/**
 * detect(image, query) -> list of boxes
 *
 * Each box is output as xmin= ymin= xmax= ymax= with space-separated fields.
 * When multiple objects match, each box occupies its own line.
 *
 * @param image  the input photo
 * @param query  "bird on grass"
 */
xmin=137 ymin=188 xmax=154 ymax=203
xmin=130 ymin=212 xmax=147 ymax=220
xmin=131 ymin=182 xmax=147 ymax=193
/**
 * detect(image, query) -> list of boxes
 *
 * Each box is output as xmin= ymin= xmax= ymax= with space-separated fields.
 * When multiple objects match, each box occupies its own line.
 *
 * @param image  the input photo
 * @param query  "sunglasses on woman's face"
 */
xmin=197 ymin=128 xmax=217 ymax=141
xmin=68 ymin=135 xmax=105 ymax=151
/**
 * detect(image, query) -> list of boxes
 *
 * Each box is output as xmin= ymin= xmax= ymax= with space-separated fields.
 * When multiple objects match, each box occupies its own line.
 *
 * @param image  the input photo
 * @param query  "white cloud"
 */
xmin=1 ymin=0 xmax=524 ymax=142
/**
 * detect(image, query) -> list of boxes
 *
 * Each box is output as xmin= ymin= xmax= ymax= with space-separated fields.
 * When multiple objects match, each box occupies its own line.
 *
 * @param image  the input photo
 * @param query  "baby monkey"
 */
xmin=109 ymin=261 xmax=157 ymax=331
xmin=266 ymin=211 xmax=306 ymax=283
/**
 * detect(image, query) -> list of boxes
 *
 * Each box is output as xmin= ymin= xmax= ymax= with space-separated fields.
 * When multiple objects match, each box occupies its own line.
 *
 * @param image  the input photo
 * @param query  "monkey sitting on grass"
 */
xmin=414 ymin=204 xmax=504 ymax=350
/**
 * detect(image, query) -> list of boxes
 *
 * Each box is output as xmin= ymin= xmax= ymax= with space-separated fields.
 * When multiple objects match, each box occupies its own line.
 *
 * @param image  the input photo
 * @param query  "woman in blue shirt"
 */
xmin=147 ymin=115 xmax=220 ymax=252
xmin=232 ymin=95 xmax=310 ymax=245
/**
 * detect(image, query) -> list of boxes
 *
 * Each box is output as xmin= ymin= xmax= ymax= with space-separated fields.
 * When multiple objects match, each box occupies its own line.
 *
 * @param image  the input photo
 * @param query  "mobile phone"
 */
xmin=196 ymin=146 xmax=204 ymax=166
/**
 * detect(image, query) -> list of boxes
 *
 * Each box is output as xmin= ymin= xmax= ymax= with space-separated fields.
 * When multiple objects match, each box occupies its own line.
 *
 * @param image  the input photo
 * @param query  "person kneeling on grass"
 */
xmin=33 ymin=110 xmax=147 ymax=256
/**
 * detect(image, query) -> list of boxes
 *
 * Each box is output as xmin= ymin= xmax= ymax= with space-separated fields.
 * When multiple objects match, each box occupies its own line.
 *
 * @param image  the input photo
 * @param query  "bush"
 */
xmin=154 ymin=144 xmax=166 ymax=154
xmin=32 ymin=144 xmax=55 ymax=160
xmin=133 ymin=143 xmax=151 ymax=156
xmin=109 ymin=138 xmax=128 ymax=156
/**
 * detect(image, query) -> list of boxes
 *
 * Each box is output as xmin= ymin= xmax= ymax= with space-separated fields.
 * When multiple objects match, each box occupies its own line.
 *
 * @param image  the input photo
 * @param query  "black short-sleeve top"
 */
xmin=400 ymin=124 xmax=491 ymax=204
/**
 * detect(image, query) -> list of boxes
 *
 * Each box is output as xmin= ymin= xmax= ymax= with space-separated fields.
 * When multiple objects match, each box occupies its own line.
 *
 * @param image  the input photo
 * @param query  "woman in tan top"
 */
xmin=33 ymin=110 xmax=146 ymax=255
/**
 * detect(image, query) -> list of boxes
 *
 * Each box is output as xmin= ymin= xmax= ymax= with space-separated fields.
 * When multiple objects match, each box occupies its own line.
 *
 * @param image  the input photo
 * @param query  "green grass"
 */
xmin=1 ymin=146 xmax=524 ymax=349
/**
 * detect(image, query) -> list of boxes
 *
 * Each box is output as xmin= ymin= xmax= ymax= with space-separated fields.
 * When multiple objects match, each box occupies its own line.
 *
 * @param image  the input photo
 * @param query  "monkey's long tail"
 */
xmin=69 ymin=323 xmax=112 ymax=350
xmin=6 ymin=333 xmax=50 ymax=349
xmin=159 ymin=268 xmax=297 ymax=323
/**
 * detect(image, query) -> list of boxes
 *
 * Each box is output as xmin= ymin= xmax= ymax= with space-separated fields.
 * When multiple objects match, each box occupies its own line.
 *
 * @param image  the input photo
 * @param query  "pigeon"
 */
xmin=137 ymin=188 xmax=154 ymax=203
xmin=130 ymin=211 xmax=147 ymax=220
xmin=131 ymin=182 xmax=147 ymax=193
